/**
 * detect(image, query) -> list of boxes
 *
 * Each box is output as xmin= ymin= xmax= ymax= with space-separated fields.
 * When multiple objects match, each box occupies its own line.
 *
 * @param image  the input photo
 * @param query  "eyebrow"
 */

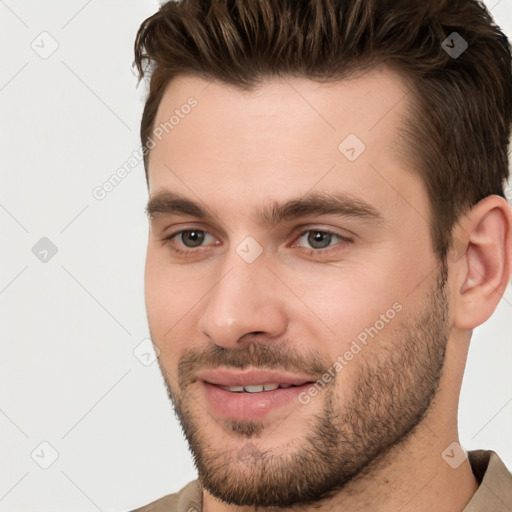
xmin=145 ymin=190 xmax=383 ymax=226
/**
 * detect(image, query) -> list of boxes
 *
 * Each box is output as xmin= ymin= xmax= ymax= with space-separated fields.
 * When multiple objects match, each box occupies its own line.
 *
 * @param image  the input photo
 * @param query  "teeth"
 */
xmin=220 ymin=383 xmax=283 ymax=393
xmin=244 ymin=385 xmax=266 ymax=393
xmin=222 ymin=386 xmax=245 ymax=392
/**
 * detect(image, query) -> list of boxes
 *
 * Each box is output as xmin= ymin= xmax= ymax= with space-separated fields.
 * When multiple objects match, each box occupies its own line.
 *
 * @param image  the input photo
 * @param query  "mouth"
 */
xmin=196 ymin=368 xmax=318 ymax=421
xmin=197 ymin=367 xmax=316 ymax=387
xmin=216 ymin=382 xmax=309 ymax=393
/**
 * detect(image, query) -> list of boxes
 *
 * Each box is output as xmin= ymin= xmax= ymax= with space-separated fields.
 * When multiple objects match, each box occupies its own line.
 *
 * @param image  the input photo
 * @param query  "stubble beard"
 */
xmin=160 ymin=263 xmax=449 ymax=508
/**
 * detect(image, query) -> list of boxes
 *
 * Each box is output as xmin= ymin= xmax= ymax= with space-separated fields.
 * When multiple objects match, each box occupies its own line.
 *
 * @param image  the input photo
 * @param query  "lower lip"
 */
xmin=201 ymin=381 xmax=313 ymax=421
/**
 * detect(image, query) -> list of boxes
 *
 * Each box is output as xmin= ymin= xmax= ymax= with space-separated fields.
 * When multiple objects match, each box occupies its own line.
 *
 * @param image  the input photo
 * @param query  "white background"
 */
xmin=0 ymin=1 xmax=511 ymax=511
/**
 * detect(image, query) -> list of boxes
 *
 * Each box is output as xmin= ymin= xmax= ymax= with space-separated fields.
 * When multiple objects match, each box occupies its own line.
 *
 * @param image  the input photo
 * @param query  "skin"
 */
xmin=144 ymin=67 xmax=512 ymax=511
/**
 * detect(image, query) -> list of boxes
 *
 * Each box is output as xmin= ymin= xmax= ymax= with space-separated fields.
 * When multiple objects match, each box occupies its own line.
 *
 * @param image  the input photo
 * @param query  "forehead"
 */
xmin=147 ymin=68 xmax=426 ymax=224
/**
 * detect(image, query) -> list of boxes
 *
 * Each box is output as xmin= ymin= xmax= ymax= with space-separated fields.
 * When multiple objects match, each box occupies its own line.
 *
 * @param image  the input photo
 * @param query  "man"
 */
xmin=129 ymin=0 xmax=512 ymax=510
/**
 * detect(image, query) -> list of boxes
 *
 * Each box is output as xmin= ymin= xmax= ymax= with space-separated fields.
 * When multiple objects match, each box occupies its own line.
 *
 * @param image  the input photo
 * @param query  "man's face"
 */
xmin=144 ymin=69 xmax=450 ymax=507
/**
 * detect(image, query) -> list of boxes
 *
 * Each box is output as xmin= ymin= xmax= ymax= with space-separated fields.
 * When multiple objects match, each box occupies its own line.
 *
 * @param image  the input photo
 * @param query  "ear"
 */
xmin=451 ymin=195 xmax=512 ymax=330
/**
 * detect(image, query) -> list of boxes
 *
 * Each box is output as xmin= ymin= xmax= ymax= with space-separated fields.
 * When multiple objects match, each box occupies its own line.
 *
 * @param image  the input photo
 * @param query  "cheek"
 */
xmin=144 ymin=251 xmax=213 ymax=359
xmin=288 ymin=270 xmax=408 ymax=392
xmin=145 ymin=253 xmax=192 ymax=341
xmin=282 ymin=263 xmax=401 ymax=350
xmin=144 ymin=269 xmax=188 ymax=382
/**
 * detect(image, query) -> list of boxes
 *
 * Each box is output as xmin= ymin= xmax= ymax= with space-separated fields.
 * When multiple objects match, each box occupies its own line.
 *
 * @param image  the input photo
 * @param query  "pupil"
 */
xmin=182 ymin=230 xmax=205 ymax=247
xmin=308 ymin=231 xmax=331 ymax=249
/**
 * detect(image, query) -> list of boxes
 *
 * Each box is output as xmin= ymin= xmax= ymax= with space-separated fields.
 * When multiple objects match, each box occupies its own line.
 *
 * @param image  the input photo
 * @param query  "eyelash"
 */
xmin=159 ymin=228 xmax=353 ymax=257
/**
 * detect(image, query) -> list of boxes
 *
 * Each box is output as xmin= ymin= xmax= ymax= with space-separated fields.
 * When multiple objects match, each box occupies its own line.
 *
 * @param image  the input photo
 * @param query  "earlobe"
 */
xmin=452 ymin=195 xmax=512 ymax=330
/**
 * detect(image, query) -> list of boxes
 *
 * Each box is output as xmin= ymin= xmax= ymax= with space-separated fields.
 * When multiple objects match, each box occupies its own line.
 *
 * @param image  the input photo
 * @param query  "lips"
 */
xmin=196 ymin=368 xmax=318 ymax=420
xmin=201 ymin=381 xmax=315 ymax=421
xmin=196 ymin=367 xmax=316 ymax=388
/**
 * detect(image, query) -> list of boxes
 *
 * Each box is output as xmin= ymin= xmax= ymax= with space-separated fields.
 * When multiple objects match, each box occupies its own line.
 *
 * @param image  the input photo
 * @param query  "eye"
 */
xmin=163 ymin=229 xmax=217 ymax=249
xmin=178 ymin=230 xmax=208 ymax=248
xmin=294 ymin=230 xmax=348 ymax=250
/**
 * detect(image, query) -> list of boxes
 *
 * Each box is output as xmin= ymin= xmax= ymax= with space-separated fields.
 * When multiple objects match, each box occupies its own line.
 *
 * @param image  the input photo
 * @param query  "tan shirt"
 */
xmin=128 ymin=450 xmax=512 ymax=511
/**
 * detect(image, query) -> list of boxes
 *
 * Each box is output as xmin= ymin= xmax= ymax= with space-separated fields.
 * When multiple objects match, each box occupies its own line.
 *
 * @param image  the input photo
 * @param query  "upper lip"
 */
xmin=197 ymin=368 xmax=316 ymax=387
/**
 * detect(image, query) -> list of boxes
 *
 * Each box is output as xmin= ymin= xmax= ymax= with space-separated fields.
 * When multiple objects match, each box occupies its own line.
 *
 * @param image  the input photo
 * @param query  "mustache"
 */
xmin=177 ymin=342 xmax=330 ymax=388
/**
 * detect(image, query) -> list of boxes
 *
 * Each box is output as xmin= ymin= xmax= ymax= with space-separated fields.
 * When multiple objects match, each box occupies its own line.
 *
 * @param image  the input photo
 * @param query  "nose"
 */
xmin=198 ymin=256 xmax=288 ymax=348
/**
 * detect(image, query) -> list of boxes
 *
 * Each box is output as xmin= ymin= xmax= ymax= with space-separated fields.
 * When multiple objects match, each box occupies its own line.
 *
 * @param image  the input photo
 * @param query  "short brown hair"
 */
xmin=134 ymin=0 xmax=511 ymax=260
